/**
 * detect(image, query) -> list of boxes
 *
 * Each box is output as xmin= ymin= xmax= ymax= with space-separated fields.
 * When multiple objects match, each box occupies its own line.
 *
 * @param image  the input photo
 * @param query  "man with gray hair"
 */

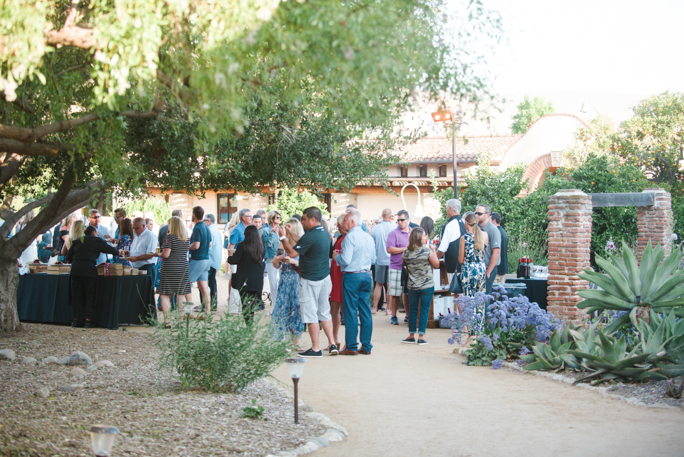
xmin=437 ymin=199 xmax=465 ymax=284
xmin=333 ymin=210 xmax=376 ymax=355
xmin=87 ymin=208 xmax=111 ymax=264
xmin=228 ymin=208 xmax=253 ymax=251
xmin=370 ymin=208 xmax=396 ymax=314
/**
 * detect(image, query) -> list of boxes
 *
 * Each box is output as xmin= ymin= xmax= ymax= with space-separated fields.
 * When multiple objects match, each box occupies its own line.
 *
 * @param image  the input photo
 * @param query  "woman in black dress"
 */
xmin=66 ymin=225 xmax=120 ymax=328
xmin=158 ymin=216 xmax=192 ymax=326
xmin=228 ymin=225 xmax=265 ymax=323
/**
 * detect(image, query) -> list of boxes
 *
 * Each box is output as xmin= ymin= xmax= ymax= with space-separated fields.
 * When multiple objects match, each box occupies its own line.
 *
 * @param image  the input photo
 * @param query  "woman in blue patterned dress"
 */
xmin=458 ymin=212 xmax=489 ymax=333
xmin=269 ymin=218 xmax=305 ymax=345
xmin=116 ymin=218 xmax=134 ymax=267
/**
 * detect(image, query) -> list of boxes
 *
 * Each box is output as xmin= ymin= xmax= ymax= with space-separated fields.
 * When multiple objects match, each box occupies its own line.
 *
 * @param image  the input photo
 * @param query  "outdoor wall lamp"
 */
xmin=432 ymin=110 xmax=464 ymax=198
xmin=90 ymin=425 xmax=119 ymax=456
xmin=285 ymin=357 xmax=306 ymax=424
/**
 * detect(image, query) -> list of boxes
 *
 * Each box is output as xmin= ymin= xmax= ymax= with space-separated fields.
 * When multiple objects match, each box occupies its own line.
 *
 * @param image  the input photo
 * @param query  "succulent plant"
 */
xmin=568 ymin=330 xmax=669 ymax=385
xmin=520 ymin=325 xmax=581 ymax=371
xmin=577 ymin=241 xmax=684 ymax=334
xmin=665 ymin=379 xmax=683 ymax=399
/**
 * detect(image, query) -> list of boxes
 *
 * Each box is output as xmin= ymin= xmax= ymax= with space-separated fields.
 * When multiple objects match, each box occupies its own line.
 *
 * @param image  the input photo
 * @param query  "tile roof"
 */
xmin=393 ymin=135 xmax=522 ymax=163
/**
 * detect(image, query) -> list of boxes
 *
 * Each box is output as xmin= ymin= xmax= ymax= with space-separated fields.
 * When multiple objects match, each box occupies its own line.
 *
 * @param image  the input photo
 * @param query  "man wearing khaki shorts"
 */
xmin=279 ymin=206 xmax=337 ymax=358
xmin=386 ymin=210 xmax=412 ymax=325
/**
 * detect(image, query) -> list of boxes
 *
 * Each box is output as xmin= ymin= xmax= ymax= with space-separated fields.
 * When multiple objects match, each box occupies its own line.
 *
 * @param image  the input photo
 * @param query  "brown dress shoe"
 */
xmin=339 ymin=348 xmax=358 ymax=356
xmin=358 ymin=348 xmax=371 ymax=355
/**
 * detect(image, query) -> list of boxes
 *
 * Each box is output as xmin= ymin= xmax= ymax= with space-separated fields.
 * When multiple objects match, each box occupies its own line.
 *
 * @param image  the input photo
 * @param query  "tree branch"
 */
xmin=0 ymin=91 xmax=34 ymax=114
xmin=0 ymin=139 xmax=72 ymax=157
xmin=54 ymin=64 xmax=86 ymax=78
xmin=0 ymin=153 xmax=25 ymax=187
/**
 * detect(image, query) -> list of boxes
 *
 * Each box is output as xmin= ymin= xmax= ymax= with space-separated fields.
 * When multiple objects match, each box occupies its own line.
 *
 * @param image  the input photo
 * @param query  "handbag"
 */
xmin=450 ymin=272 xmax=463 ymax=294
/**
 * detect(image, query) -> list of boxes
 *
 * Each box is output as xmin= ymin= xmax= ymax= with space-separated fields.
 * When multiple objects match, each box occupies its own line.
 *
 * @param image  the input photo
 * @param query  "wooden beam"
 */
xmin=589 ymin=192 xmax=655 ymax=208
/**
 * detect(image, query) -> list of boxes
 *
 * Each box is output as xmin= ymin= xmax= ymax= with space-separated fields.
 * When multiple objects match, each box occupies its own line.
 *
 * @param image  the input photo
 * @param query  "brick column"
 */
xmin=547 ymin=189 xmax=592 ymax=323
xmin=637 ymin=188 xmax=673 ymax=261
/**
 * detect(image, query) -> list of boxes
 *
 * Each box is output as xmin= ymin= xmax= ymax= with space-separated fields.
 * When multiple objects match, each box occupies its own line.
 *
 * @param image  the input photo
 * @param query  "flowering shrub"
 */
xmin=447 ymin=284 xmax=562 ymax=366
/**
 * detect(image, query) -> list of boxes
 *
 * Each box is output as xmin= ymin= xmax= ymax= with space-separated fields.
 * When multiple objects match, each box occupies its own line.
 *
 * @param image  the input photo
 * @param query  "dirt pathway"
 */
xmin=271 ymin=313 xmax=684 ymax=457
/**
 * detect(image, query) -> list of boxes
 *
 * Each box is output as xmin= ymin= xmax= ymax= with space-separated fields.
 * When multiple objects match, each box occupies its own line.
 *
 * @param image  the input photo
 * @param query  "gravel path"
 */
xmin=0 ymin=323 xmax=324 ymax=456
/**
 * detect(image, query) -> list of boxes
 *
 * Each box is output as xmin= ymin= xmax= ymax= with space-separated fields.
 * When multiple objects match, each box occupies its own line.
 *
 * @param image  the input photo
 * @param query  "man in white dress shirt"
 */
xmin=128 ymin=217 xmax=158 ymax=288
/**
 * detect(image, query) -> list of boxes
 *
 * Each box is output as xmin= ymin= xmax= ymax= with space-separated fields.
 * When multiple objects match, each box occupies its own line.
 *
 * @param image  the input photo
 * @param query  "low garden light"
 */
xmin=285 ymin=357 xmax=306 ymax=424
xmin=432 ymin=110 xmax=464 ymax=198
xmin=89 ymin=425 xmax=119 ymax=456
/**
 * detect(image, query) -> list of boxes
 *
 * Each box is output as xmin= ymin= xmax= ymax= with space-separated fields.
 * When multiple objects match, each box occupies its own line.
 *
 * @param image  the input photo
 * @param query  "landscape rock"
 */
xmin=35 ymin=387 xmax=50 ymax=398
xmin=67 ymin=351 xmax=92 ymax=366
xmin=59 ymin=385 xmax=75 ymax=393
xmin=87 ymin=365 xmax=98 ymax=371
xmin=94 ymin=360 xmax=115 ymax=368
xmin=55 ymin=357 xmax=70 ymax=365
xmin=0 ymin=349 xmax=16 ymax=361
xmin=42 ymin=356 xmax=59 ymax=364
xmin=22 ymin=356 xmax=38 ymax=365
xmin=70 ymin=367 xmax=87 ymax=377
xmin=300 ymin=404 xmax=315 ymax=412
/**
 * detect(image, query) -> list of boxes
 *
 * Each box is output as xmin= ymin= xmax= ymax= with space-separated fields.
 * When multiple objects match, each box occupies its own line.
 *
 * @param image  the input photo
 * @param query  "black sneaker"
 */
xmin=329 ymin=344 xmax=339 ymax=356
xmin=403 ymin=317 xmax=408 ymax=323
xmin=402 ymin=337 xmax=416 ymax=344
xmin=298 ymin=348 xmax=323 ymax=358
xmin=417 ymin=339 xmax=428 ymax=345
xmin=390 ymin=316 xmax=399 ymax=325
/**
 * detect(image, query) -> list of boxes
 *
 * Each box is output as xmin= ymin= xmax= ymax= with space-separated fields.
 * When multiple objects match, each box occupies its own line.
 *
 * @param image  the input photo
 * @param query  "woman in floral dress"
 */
xmin=458 ymin=213 xmax=489 ymax=333
xmin=116 ymin=218 xmax=134 ymax=267
xmin=270 ymin=218 xmax=305 ymax=345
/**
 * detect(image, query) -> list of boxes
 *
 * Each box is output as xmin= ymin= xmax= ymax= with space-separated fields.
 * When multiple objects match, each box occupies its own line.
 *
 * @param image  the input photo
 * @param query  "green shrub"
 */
xmin=121 ymin=197 xmax=173 ymax=224
xmin=153 ymin=312 xmax=292 ymax=393
xmin=266 ymin=186 xmax=330 ymax=221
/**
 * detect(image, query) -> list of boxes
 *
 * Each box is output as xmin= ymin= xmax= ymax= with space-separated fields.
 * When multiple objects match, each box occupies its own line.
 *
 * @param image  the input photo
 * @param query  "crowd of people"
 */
xmin=7 ymin=198 xmax=510 ymax=352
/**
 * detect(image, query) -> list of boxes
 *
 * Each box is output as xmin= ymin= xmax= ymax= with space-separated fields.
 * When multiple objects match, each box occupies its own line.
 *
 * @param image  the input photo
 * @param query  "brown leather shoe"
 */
xmin=358 ymin=348 xmax=371 ymax=355
xmin=339 ymin=348 xmax=358 ymax=356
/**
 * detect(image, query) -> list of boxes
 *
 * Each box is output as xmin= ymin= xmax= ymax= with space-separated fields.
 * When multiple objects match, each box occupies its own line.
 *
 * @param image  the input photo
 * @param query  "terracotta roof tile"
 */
xmin=393 ymin=135 xmax=522 ymax=163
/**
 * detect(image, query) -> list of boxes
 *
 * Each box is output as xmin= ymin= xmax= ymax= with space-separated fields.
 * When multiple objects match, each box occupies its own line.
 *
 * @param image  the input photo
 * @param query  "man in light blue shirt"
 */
xmin=203 ymin=214 xmax=223 ymax=310
xmin=87 ymin=209 xmax=111 ymax=264
xmin=228 ymin=208 xmax=252 ymax=250
xmin=333 ymin=210 xmax=376 ymax=355
xmin=370 ymin=208 xmax=396 ymax=313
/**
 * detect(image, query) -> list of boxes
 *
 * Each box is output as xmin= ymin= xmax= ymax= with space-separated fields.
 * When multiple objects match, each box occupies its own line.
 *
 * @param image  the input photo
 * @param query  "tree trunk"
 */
xmin=0 ymin=257 xmax=20 ymax=332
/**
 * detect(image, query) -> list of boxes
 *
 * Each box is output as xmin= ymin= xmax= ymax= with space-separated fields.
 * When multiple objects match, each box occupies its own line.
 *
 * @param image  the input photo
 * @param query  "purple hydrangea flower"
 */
xmin=492 ymin=359 xmax=504 ymax=369
xmin=519 ymin=346 xmax=531 ymax=356
xmin=480 ymin=334 xmax=494 ymax=351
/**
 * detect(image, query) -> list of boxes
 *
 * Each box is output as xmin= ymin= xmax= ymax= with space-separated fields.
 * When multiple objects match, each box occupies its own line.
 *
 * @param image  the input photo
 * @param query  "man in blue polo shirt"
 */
xmin=228 ymin=208 xmax=252 ymax=251
xmin=189 ymin=206 xmax=212 ymax=314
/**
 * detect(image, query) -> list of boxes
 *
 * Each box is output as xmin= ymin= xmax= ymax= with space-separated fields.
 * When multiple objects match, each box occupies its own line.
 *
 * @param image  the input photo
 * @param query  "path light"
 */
xmin=285 ymin=357 xmax=306 ymax=424
xmin=90 ymin=425 xmax=119 ymax=456
xmin=401 ymin=183 xmax=426 ymax=221
xmin=432 ymin=110 xmax=465 ymax=198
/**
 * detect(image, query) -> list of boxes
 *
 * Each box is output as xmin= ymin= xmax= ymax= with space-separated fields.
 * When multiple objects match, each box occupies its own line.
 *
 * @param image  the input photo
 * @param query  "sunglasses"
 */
xmin=397 ymin=218 xmax=407 ymax=222
xmin=475 ymin=212 xmax=484 ymax=216
xmin=90 ymin=215 xmax=100 ymax=219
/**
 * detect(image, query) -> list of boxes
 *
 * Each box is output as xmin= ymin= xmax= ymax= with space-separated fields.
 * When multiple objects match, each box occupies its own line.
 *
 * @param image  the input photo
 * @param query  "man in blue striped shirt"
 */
xmin=333 ymin=210 xmax=376 ymax=355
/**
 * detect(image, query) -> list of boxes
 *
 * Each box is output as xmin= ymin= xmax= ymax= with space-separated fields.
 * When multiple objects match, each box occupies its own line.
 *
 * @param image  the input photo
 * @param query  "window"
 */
xmin=419 ymin=165 xmax=427 ymax=177
xmin=323 ymin=193 xmax=332 ymax=214
xmin=217 ymin=193 xmax=237 ymax=223
xmin=399 ymin=165 xmax=408 ymax=177
xmin=439 ymin=165 xmax=447 ymax=177
xmin=268 ymin=194 xmax=276 ymax=206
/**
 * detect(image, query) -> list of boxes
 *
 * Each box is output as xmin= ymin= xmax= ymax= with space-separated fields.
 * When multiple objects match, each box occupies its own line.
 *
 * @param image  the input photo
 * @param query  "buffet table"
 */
xmin=17 ymin=273 xmax=155 ymax=329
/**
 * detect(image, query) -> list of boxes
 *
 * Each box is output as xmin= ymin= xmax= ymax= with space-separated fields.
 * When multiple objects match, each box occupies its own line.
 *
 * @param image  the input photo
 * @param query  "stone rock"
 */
xmin=22 ymin=356 xmax=38 ymax=365
xmin=309 ymin=437 xmax=329 ymax=448
xmin=70 ymin=367 xmax=87 ymax=377
xmin=70 ymin=383 xmax=86 ymax=389
xmin=67 ymin=351 xmax=92 ymax=366
xmin=300 ymin=404 xmax=315 ymax=412
xmin=0 ymin=349 xmax=16 ymax=361
xmin=36 ymin=387 xmax=50 ymax=398
xmin=321 ymin=429 xmax=345 ymax=443
xmin=55 ymin=357 xmax=70 ymax=365
xmin=59 ymin=385 xmax=75 ymax=393
xmin=42 ymin=356 xmax=59 ymax=365
xmin=94 ymin=360 xmax=115 ymax=368
xmin=87 ymin=365 xmax=98 ymax=371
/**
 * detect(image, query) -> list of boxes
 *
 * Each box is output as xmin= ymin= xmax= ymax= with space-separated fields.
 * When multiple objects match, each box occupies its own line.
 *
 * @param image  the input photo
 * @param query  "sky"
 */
xmin=440 ymin=0 xmax=684 ymax=136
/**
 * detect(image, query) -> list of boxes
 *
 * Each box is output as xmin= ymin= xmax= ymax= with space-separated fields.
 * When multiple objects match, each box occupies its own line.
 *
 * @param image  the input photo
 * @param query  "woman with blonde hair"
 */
xmin=401 ymin=227 xmax=439 ymax=345
xmin=270 ymin=218 xmax=305 ymax=345
xmin=158 ymin=216 xmax=192 ymax=327
xmin=458 ymin=212 xmax=488 ymax=297
xmin=262 ymin=210 xmax=282 ymax=307
xmin=223 ymin=212 xmax=240 ymax=278
xmin=62 ymin=220 xmax=85 ymax=255
xmin=57 ymin=213 xmax=77 ymax=261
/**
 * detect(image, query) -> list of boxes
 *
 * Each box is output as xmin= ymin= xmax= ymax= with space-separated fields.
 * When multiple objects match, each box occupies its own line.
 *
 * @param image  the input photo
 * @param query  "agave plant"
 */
xmin=520 ymin=325 xmax=581 ymax=371
xmin=568 ymin=322 xmax=601 ymax=368
xmin=568 ymin=330 xmax=669 ymax=384
xmin=577 ymin=241 xmax=684 ymax=334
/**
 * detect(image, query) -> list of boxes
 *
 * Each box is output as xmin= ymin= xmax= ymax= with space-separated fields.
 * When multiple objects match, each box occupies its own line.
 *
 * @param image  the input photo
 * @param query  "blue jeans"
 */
xmin=408 ymin=287 xmax=434 ymax=335
xmin=342 ymin=272 xmax=373 ymax=352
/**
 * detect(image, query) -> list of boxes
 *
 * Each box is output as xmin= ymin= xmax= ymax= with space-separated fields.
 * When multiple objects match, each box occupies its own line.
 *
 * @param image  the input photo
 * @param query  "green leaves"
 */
xmin=510 ymin=95 xmax=555 ymax=134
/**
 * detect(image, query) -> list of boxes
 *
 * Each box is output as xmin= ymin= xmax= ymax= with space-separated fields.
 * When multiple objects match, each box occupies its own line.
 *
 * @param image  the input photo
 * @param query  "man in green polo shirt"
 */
xmin=279 ymin=207 xmax=337 ymax=358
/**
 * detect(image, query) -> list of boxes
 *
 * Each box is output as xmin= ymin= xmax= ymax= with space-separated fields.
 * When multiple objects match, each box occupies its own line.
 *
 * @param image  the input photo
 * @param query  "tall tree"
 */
xmin=510 ymin=95 xmax=555 ymax=134
xmin=0 ymin=0 xmax=501 ymax=331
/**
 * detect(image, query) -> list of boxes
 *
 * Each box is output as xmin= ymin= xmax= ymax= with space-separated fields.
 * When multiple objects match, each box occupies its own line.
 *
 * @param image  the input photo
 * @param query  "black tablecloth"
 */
xmin=505 ymin=278 xmax=548 ymax=310
xmin=17 ymin=274 xmax=155 ymax=329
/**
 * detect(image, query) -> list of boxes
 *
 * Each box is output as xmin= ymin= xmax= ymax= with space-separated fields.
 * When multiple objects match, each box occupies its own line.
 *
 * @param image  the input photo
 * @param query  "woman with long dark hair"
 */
xmin=401 ymin=227 xmax=439 ymax=345
xmin=116 ymin=218 xmax=134 ymax=267
xmin=228 ymin=225 xmax=265 ymax=323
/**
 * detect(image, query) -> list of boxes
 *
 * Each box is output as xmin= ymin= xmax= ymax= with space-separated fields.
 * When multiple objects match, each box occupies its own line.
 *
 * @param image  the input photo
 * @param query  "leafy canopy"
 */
xmin=510 ymin=95 xmax=555 ymax=134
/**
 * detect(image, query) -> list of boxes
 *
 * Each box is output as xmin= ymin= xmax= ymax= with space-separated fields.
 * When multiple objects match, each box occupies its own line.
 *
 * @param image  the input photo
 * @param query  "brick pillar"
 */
xmin=547 ymin=189 xmax=592 ymax=323
xmin=637 ymin=188 xmax=673 ymax=261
